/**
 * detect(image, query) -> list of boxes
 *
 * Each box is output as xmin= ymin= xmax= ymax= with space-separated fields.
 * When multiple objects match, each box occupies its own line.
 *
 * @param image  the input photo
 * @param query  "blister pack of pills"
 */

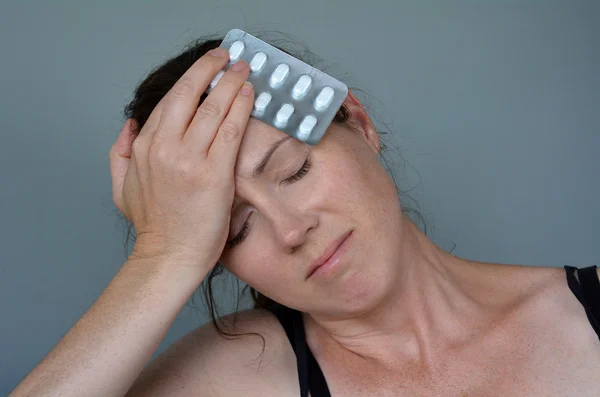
xmin=207 ymin=29 xmax=348 ymax=146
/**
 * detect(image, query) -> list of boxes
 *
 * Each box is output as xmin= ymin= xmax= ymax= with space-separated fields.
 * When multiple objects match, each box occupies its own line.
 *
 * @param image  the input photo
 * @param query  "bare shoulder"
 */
xmin=126 ymin=308 xmax=299 ymax=397
xmin=472 ymin=262 xmax=595 ymax=339
xmin=510 ymin=265 xmax=600 ymax=346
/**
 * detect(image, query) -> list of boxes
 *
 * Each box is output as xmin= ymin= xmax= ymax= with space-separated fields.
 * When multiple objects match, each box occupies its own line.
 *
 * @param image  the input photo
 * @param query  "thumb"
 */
xmin=109 ymin=119 xmax=137 ymax=213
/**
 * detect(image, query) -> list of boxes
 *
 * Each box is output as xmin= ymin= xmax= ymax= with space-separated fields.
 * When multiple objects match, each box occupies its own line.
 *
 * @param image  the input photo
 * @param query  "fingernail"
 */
xmin=240 ymin=82 xmax=253 ymax=96
xmin=230 ymin=61 xmax=247 ymax=72
xmin=210 ymin=48 xmax=228 ymax=57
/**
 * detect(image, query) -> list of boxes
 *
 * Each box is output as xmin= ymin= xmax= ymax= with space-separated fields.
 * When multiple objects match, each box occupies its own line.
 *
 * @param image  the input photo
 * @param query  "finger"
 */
xmin=184 ymin=60 xmax=250 ymax=151
xmin=109 ymin=119 xmax=137 ymax=212
xmin=208 ymin=81 xmax=254 ymax=171
xmin=155 ymin=47 xmax=231 ymax=140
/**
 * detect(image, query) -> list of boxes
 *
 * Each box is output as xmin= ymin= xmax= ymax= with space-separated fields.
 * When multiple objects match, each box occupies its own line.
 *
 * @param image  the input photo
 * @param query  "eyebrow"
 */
xmin=252 ymin=136 xmax=292 ymax=178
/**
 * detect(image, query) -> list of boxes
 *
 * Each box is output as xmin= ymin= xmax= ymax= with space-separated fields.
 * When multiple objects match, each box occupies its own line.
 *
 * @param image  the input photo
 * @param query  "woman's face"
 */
xmin=219 ymin=93 xmax=405 ymax=316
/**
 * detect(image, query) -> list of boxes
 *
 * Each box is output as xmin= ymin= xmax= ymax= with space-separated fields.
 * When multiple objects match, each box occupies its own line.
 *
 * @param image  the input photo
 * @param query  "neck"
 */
xmin=304 ymin=219 xmax=508 ymax=370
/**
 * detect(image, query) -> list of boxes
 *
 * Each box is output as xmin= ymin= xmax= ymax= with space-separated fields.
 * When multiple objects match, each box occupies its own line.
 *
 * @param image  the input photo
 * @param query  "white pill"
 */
xmin=207 ymin=70 xmax=225 ymax=92
xmin=292 ymin=75 xmax=312 ymax=100
xmin=252 ymin=92 xmax=272 ymax=116
xmin=249 ymin=52 xmax=267 ymax=73
xmin=314 ymin=86 xmax=335 ymax=111
xmin=297 ymin=115 xmax=317 ymax=141
xmin=229 ymin=41 xmax=245 ymax=62
xmin=274 ymin=103 xmax=294 ymax=128
xmin=269 ymin=64 xmax=290 ymax=88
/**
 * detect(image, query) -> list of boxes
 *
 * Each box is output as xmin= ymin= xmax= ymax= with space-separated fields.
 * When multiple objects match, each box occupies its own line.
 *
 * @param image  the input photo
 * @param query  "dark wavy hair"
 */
xmin=121 ymin=31 xmax=426 ymax=341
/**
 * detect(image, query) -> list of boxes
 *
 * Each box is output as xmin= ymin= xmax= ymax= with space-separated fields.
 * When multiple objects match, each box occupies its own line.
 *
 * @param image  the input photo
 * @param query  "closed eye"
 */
xmin=282 ymin=155 xmax=312 ymax=185
xmin=226 ymin=219 xmax=250 ymax=249
xmin=226 ymin=154 xmax=312 ymax=249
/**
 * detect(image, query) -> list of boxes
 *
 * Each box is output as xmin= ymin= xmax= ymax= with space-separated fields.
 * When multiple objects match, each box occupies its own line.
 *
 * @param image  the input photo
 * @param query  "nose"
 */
xmin=266 ymin=203 xmax=318 ymax=251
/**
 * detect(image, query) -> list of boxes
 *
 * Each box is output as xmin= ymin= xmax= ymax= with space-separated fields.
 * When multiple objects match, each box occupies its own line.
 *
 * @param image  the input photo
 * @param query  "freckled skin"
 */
xmin=221 ymin=117 xmax=400 ymax=315
xmin=216 ymin=92 xmax=600 ymax=396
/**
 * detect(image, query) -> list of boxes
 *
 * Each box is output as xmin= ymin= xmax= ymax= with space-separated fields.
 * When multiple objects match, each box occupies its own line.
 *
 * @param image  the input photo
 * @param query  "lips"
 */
xmin=306 ymin=230 xmax=353 ymax=279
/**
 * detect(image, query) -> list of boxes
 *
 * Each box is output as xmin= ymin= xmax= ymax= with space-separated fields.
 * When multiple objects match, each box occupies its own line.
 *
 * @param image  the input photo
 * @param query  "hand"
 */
xmin=109 ymin=48 xmax=253 ymax=272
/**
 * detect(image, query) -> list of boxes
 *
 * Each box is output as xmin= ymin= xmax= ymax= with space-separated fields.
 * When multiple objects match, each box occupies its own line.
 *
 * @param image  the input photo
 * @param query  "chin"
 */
xmin=318 ymin=263 xmax=394 ymax=317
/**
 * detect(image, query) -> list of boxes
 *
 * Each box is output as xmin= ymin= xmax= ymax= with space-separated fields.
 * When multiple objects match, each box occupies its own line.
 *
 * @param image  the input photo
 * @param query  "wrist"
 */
xmin=124 ymin=252 xmax=212 ymax=293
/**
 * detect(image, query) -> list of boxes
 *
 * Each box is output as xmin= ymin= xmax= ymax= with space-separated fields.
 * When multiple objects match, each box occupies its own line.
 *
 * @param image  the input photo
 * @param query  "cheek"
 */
xmin=221 ymin=245 xmax=292 ymax=295
xmin=319 ymin=144 xmax=394 ymax=211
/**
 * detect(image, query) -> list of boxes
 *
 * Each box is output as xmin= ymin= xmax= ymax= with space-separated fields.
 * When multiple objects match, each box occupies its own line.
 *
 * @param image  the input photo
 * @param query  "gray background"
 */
xmin=1 ymin=0 xmax=598 ymax=394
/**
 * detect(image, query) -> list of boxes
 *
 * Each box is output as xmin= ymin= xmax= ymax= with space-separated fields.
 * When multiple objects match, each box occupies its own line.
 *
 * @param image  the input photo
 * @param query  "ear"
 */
xmin=342 ymin=90 xmax=380 ymax=155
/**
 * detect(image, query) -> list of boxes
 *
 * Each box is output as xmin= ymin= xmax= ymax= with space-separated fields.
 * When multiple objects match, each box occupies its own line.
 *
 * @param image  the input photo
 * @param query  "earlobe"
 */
xmin=343 ymin=90 xmax=381 ymax=154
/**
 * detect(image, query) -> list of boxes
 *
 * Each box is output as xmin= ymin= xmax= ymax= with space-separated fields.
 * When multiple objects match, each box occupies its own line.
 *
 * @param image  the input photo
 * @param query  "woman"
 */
xmin=11 ymin=34 xmax=600 ymax=397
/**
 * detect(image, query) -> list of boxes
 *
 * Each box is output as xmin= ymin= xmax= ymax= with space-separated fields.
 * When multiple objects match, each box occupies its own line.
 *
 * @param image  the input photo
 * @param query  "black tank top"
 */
xmin=267 ymin=265 xmax=600 ymax=397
